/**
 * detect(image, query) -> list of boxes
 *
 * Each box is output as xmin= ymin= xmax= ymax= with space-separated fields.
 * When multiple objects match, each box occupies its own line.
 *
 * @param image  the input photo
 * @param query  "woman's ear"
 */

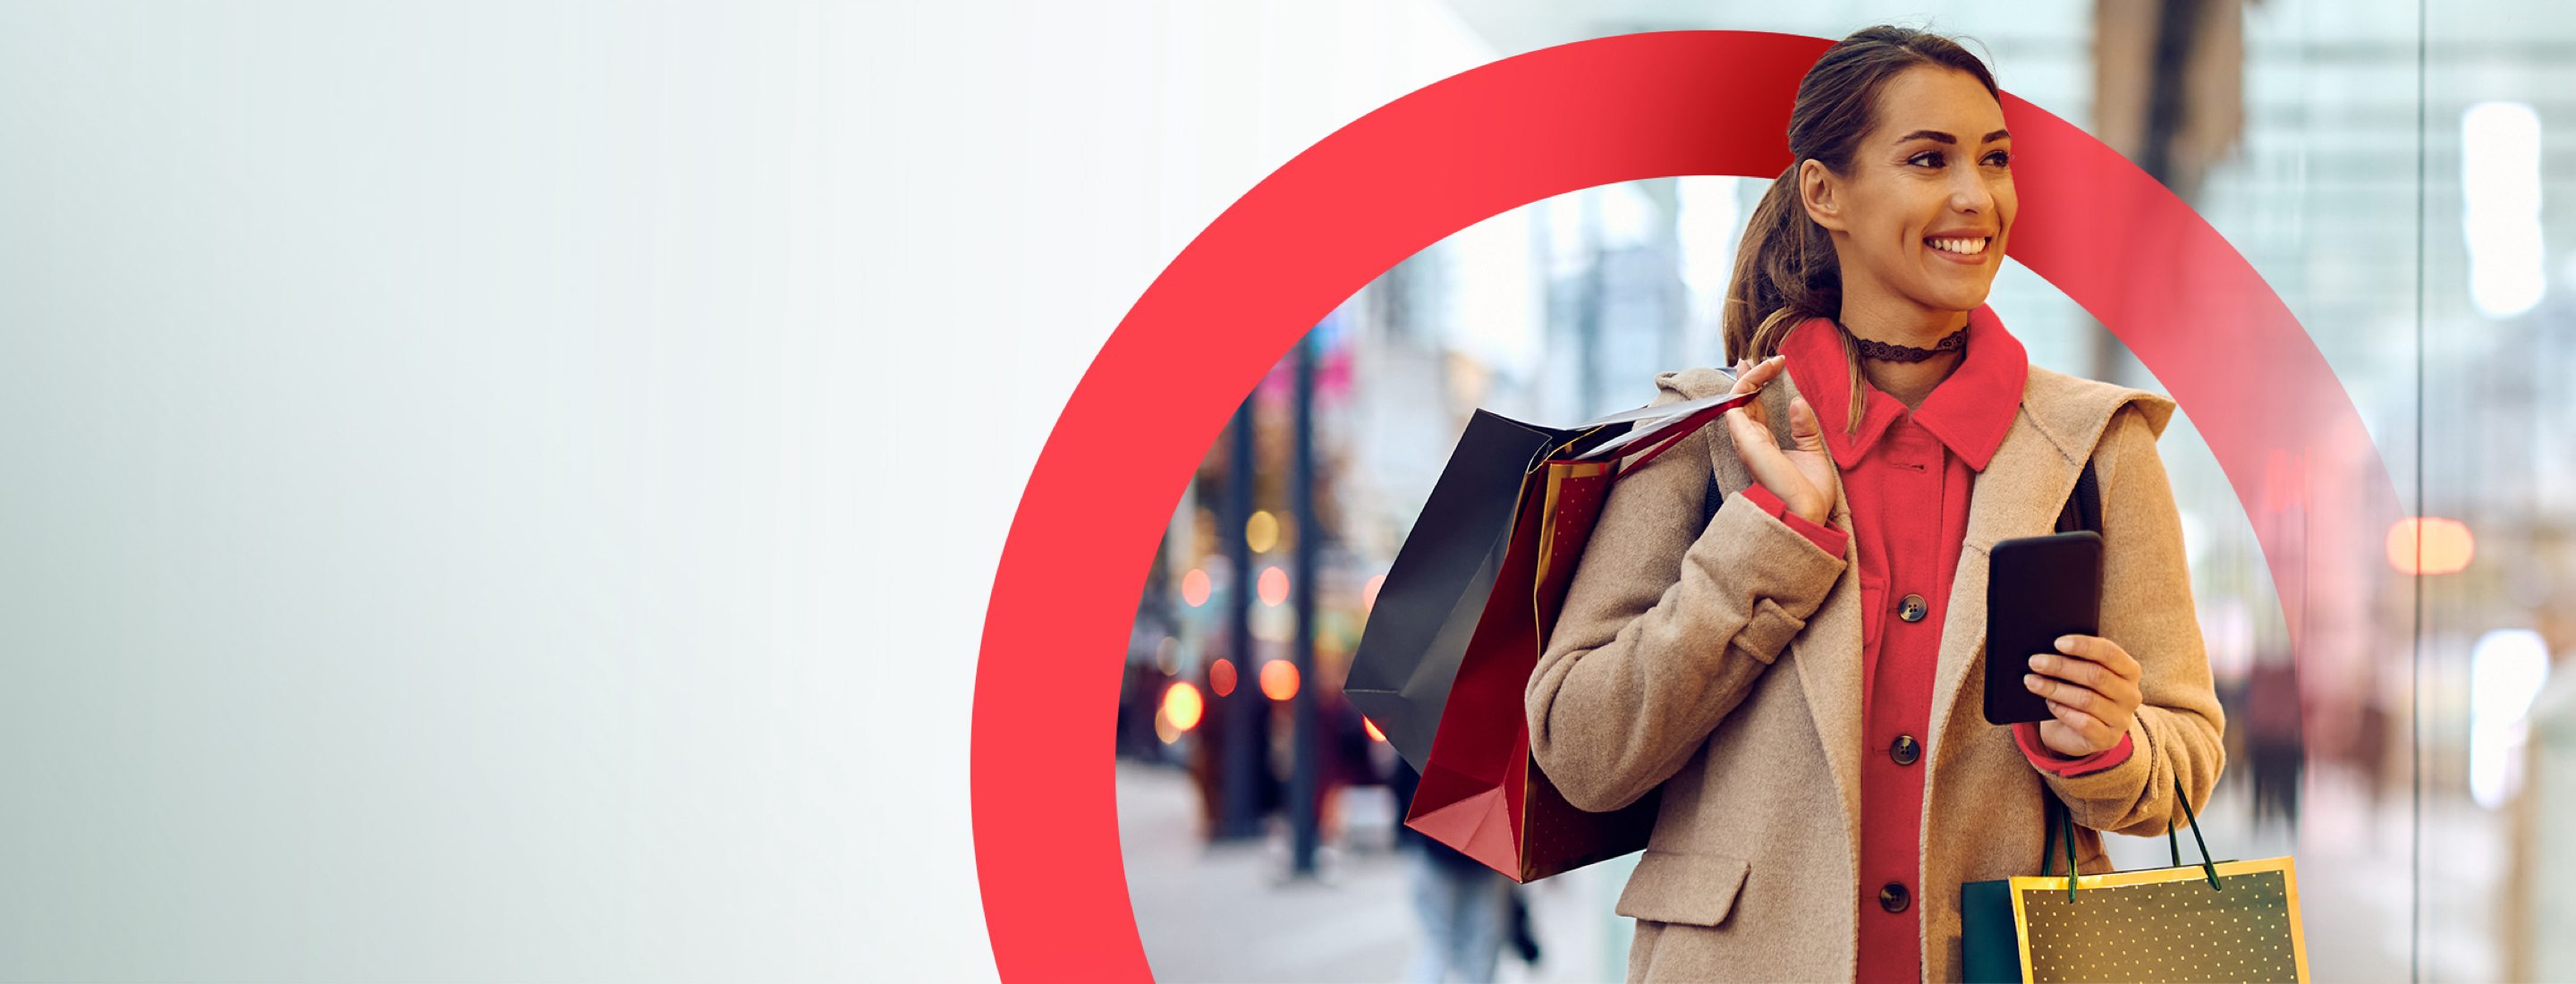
xmin=1799 ymin=158 xmax=1847 ymax=233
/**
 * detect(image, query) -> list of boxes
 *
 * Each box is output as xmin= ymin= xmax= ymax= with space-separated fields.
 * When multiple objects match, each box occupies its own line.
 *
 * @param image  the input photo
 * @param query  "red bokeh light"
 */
xmin=1362 ymin=717 xmax=1385 ymax=742
xmin=1258 ymin=659 xmax=1300 ymax=701
xmin=1208 ymin=658 xmax=1236 ymax=697
xmin=1257 ymin=566 xmax=1289 ymax=607
xmin=1181 ymin=568 xmax=1211 ymax=607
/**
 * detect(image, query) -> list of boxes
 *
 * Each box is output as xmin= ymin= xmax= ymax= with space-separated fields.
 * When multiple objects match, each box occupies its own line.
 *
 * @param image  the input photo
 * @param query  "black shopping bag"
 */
xmin=1343 ymin=388 xmax=1753 ymax=772
xmin=1346 ymin=388 xmax=1751 ymax=880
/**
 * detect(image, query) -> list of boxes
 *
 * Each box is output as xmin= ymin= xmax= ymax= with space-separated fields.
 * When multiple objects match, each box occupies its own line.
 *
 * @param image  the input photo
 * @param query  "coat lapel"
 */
xmin=1791 ymin=488 xmax=1867 ymax=861
xmin=1924 ymin=370 xmax=2165 ymax=770
xmin=1735 ymin=373 xmax=1868 ymax=861
xmin=1680 ymin=368 xmax=1869 ymax=855
xmin=1923 ymin=406 xmax=2080 ymax=771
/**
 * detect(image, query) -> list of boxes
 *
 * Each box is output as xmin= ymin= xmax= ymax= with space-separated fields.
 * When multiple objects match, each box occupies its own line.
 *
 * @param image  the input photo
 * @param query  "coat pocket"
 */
xmin=1614 ymin=850 xmax=1751 ymax=928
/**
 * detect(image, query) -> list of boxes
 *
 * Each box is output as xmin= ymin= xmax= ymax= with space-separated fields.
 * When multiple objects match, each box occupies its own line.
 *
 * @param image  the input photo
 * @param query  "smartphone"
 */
xmin=1983 ymin=530 xmax=2104 ymax=725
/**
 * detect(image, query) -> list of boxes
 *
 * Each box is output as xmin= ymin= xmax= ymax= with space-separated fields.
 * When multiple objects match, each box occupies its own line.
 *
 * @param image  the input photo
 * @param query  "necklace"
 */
xmin=1851 ymin=327 xmax=1967 ymax=363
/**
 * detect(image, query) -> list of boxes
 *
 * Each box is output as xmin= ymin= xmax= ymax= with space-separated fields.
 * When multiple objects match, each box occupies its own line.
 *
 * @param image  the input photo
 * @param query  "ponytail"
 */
xmin=1722 ymin=164 xmax=1867 ymax=432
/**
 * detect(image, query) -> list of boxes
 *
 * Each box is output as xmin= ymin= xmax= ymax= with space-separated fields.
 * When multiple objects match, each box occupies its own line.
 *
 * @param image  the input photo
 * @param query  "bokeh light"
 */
xmin=1181 ymin=568 xmax=1212 ymax=607
xmin=1160 ymin=681 xmax=1204 ymax=733
xmin=1245 ymin=511 xmax=1280 ymax=553
xmin=1362 ymin=717 xmax=1386 ymax=742
xmin=2386 ymin=516 xmax=2475 ymax=574
xmin=1208 ymin=658 xmax=1236 ymax=698
xmin=1258 ymin=566 xmax=1290 ymax=607
xmin=1361 ymin=573 xmax=1385 ymax=614
xmin=1258 ymin=659 xmax=1300 ymax=701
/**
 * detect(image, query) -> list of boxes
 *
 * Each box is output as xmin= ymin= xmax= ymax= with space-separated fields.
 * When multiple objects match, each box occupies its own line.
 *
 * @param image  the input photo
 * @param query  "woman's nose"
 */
xmin=1949 ymin=172 xmax=1993 ymax=213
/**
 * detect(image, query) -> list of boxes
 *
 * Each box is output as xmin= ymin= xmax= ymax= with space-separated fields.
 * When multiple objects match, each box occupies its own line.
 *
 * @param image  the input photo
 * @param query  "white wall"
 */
xmin=0 ymin=1 xmax=1493 ymax=978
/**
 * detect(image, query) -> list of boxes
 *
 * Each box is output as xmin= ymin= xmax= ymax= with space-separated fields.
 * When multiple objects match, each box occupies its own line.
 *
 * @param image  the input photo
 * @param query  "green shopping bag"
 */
xmin=1961 ymin=779 xmax=2309 ymax=983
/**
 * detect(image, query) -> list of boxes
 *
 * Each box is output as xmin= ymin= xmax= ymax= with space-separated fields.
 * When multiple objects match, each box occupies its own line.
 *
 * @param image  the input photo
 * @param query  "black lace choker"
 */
xmin=1851 ymin=327 xmax=1967 ymax=363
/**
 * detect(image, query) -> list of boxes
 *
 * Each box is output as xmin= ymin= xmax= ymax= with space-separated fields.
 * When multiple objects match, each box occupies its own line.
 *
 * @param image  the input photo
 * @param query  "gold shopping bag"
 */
xmin=2004 ymin=780 xmax=2310 ymax=983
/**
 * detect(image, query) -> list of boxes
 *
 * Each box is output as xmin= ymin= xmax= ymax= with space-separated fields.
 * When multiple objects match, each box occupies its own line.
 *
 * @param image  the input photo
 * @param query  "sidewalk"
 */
xmin=1123 ymin=759 xmax=2442 ymax=982
xmin=1119 ymin=760 xmax=1626 ymax=982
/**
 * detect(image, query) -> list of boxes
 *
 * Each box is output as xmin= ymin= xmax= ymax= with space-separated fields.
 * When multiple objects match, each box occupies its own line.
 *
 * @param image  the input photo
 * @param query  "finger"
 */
xmin=1725 ymin=410 xmax=1792 ymax=482
xmin=2025 ymin=674 xmax=2114 ymax=719
xmin=1733 ymin=391 xmax=1772 ymax=432
xmin=1730 ymin=354 xmax=1787 ymax=395
xmin=2027 ymin=653 xmax=2107 ymax=691
xmin=1724 ymin=406 xmax=1775 ymax=455
xmin=2055 ymin=634 xmax=2141 ymax=681
xmin=2044 ymin=700 xmax=2114 ymax=747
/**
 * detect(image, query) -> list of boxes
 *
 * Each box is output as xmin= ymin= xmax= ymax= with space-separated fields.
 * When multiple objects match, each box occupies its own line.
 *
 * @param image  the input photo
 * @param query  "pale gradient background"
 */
xmin=0 ymin=0 xmax=1494 ymax=979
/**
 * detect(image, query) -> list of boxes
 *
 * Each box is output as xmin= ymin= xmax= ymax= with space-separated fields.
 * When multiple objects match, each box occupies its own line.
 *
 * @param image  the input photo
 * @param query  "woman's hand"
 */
xmin=2025 ymin=635 xmax=2142 ymax=758
xmin=1722 ymin=355 xmax=1839 ymax=525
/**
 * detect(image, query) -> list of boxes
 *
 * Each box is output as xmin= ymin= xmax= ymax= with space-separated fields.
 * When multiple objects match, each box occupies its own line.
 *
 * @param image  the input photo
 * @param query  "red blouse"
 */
xmin=1739 ymin=308 xmax=2131 ymax=982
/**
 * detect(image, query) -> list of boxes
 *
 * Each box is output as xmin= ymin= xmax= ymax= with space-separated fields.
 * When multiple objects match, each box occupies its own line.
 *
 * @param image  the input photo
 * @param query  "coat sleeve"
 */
xmin=2043 ymin=405 xmax=2229 ymax=836
xmin=1524 ymin=420 xmax=1849 ymax=813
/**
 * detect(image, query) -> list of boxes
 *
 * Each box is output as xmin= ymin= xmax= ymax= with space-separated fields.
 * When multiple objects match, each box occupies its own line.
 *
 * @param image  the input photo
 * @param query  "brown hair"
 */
xmin=1720 ymin=26 xmax=2000 ymax=430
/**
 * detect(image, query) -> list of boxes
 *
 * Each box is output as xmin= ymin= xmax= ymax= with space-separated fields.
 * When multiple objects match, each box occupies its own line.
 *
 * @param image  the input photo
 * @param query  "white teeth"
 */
xmin=1930 ymin=237 xmax=1990 ymax=255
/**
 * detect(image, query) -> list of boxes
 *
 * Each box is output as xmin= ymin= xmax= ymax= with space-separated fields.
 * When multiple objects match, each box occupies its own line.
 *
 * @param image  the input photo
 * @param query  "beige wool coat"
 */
xmin=1525 ymin=364 xmax=2226 ymax=983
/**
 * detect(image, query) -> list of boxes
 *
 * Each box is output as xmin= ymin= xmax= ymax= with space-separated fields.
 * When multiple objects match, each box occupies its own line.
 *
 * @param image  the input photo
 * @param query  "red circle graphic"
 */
xmin=970 ymin=30 xmax=2393 ymax=981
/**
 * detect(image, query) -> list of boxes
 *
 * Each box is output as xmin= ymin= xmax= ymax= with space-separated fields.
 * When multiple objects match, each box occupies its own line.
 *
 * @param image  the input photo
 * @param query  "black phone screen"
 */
xmin=1983 ymin=530 xmax=2104 ymax=725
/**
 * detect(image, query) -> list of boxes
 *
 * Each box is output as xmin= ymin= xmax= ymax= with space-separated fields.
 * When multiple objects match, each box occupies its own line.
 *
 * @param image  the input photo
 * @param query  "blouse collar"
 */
xmin=1778 ymin=304 xmax=2029 ymax=471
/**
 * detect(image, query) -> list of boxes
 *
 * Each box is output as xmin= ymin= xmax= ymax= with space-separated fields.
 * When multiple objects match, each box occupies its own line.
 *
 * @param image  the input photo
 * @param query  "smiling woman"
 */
xmin=1522 ymin=26 xmax=2226 ymax=982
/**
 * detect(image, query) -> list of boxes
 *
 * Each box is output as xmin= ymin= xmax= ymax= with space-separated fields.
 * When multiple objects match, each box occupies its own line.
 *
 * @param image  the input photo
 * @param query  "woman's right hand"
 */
xmin=1722 ymin=355 xmax=1839 ymax=526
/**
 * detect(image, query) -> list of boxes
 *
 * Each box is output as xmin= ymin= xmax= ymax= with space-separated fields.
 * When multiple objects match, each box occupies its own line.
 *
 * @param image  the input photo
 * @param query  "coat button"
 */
xmin=1890 ymin=734 xmax=1921 ymax=767
xmin=1898 ymin=594 xmax=1928 ymax=623
xmin=1878 ymin=881 xmax=1911 ymax=913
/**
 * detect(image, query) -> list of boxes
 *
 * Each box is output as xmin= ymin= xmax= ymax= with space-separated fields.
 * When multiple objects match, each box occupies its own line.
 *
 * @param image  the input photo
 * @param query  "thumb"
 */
xmin=1786 ymin=396 xmax=1827 ymax=454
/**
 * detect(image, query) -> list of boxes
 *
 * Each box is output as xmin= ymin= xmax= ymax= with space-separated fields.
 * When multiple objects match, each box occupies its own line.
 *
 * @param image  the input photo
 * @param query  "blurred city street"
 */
xmin=1123 ymin=760 xmax=1631 ymax=983
xmin=1110 ymin=2 xmax=2576 ymax=980
xmin=1126 ymin=755 xmax=2504 ymax=983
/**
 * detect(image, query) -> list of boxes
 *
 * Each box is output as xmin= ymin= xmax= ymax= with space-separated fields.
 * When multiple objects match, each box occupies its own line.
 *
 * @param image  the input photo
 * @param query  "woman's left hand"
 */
xmin=2024 ymin=635 xmax=2141 ymax=758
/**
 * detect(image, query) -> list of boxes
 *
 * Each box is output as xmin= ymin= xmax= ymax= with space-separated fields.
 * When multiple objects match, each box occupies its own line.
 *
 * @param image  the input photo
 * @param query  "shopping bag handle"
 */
xmin=1571 ymin=389 xmax=1762 ymax=465
xmin=2045 ymin=777 xmax=2223 ymax=903
xmin=2039 ymin=793 xmax=2079 ymax=902
xmin=1572 ymin=376 xmax=1753 ymax=428
xmin=2165 ymin=776 xmax=2223 ymax=890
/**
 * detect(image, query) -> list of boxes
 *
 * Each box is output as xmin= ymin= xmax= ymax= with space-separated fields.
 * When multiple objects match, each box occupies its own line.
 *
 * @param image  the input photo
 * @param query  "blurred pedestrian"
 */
xmin=1389 ymin=759 xmax=1511 ymax=983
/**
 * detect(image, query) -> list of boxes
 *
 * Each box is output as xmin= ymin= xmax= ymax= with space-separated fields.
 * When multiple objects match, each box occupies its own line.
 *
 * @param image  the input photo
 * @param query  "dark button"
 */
xmin=1898 ymin=594 xmax=1928 ymax=623
xmin=1889 ymin=734 xmax=1922 ymax=767
xmin=1878 ymin=881 xmax=1912 ymax=913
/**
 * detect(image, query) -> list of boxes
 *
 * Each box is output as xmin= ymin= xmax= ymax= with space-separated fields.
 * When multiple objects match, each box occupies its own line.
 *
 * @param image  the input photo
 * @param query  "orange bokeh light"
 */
xmin=1362 ymin=717 xmax=1386 ymax=742
xmin=2387 ymin=516 xmax=2475 ymax=575
xmin=1160 ymin=682 xmax=1204 ymax=732
xmin=1258 ymin=565 xmax=1290 ymax=607
xmin=1209 ymin=658 xmax=1237 ymax=697
xmin=1181 ymin=568 xmax=1212 ymax=607
xmin=1361 ymin=573 xmax=1385 ymax=614
xmin=1259 ymin=659 xmax=1300 ymax=701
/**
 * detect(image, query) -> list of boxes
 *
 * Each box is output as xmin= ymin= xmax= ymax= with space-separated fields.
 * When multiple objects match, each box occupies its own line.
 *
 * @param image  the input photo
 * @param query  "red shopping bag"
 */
xmin=1401 ymin=395 xmax=1743 ymax=882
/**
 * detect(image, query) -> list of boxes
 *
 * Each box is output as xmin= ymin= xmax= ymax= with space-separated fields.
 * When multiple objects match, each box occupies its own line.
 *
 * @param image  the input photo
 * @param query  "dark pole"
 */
xmin=2139 ymin=0 xmax=2204 ymax=193
xmin=1289 ymin=330 xmax=1323 ymax=875
xmin=1217 ymin=394 xmax=1265 ymax=839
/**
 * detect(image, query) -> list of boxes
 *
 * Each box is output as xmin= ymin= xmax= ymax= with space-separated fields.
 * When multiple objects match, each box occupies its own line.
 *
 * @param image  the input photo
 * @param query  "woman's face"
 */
xmin=1801 ymin=65 xmax=2015 ymax=326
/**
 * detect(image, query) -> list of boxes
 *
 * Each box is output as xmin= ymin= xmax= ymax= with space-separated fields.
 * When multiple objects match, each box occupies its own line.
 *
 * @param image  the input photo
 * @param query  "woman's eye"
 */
xmin=1984 ymin=150 xmax=2013 ymax=167
xmin=1908 ymin=151 xmax=1945 ymax=167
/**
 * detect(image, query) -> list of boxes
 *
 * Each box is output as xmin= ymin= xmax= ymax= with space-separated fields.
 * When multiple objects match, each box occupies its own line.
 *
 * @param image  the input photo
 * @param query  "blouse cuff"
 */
xmin=2013 ymin=722 xmax=2134 ymax=777
xmin=1739 ymin=484 xmax=1847 ymax=557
